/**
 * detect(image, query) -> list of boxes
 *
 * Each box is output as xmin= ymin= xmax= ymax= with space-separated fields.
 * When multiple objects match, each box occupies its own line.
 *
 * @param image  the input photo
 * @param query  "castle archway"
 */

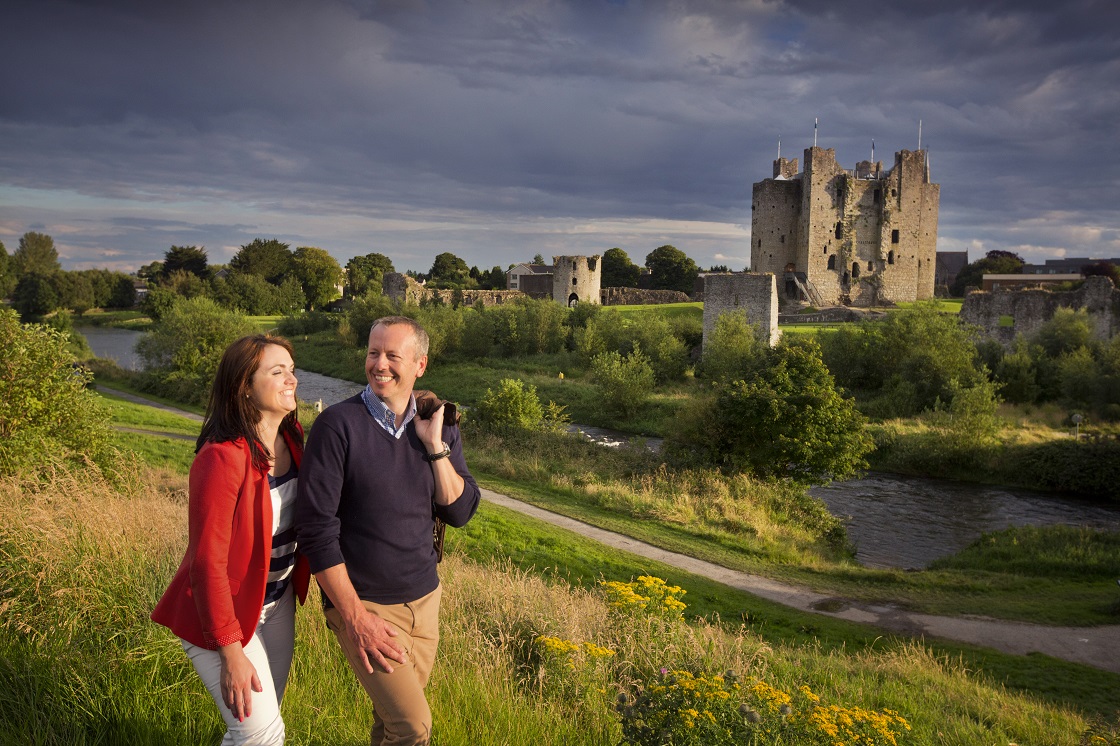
xmin=567 ymin=293 xmax=579 ymax=306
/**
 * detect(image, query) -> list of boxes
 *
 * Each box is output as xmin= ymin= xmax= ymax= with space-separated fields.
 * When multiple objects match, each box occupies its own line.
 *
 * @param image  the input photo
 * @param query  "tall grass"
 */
xmin=0 ymin=464 xmax=1110 ymax=744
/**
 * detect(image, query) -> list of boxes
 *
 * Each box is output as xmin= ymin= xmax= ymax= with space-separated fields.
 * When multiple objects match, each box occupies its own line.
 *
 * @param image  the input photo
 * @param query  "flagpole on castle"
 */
xmin=813 ymin=118 xmax=818 ymax=147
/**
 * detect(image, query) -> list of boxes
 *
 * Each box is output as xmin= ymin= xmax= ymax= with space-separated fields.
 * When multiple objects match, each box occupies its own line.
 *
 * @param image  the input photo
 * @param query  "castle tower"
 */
xmin=750 ymin=143 xmax=939 ymax=307
xmin=551 ymin=255 xmax=602 ymax=306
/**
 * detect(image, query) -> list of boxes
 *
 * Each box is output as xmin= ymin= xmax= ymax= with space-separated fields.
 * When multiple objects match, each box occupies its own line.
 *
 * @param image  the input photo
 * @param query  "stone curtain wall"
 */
xmin=600 ymin=288 xmax=691 ymax=305
xmin=383 ymin=273 xmax=526 ymax=307
xmin=960 ymin=276 xmax=1119 ymax=346
xmin=702 ymin=273 xmax=780 ymax=348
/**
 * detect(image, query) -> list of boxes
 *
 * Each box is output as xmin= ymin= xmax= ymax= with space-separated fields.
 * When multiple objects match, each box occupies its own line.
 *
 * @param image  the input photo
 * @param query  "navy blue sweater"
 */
xmin=294 ymin=394 xmax=480 ymax=606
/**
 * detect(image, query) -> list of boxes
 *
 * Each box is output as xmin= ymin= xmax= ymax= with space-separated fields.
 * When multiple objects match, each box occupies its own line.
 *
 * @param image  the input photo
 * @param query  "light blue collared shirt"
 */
xmin=360 ymin=385 xmax=417 ymax=439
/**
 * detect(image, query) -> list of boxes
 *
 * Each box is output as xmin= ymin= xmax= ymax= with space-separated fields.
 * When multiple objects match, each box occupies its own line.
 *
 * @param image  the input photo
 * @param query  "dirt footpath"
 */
xmin=481 ymin=489 xmax=1120 ymax=674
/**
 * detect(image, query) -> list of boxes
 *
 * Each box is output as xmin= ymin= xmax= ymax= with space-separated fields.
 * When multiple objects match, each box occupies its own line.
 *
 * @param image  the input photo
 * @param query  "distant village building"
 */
xmin=934 ymin=251 xmax=968 ymax=291
xmin=981 ymin=273 xmax=1082 ymax=291
xmin=751 ymin=145 xmax=939 ymax=307
xmin=1021 ymin=257 xmax=1120 ymax=275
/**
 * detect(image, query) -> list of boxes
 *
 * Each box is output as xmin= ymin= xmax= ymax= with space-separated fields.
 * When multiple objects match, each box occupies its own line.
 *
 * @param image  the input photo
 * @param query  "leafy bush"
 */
xmin=470 ymin=378 xmax=569 ymax=434
xmin=340 ymin=292 xmax=401 ymax=346
xmin=591 ymin=347 xmax=654 ymax=418
xmin=276 ymin=311 xmax=340 ymax=336
xmin=669 ymin=339 xmax=872 ymax=485
xmin=0 ymin=309 xmax=119 ymax=476
xmin=697 ymin=309 xmax=763 ymax=382
xmin=578 ymin=310 xmax=688 ymax=383
xmin=135 ymin=296 xmax=257 ymax=405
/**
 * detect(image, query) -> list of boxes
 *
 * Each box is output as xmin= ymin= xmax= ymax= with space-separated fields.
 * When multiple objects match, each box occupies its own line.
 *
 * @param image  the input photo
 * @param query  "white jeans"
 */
xmin=182 ymin=585 xmax=295 ymax=746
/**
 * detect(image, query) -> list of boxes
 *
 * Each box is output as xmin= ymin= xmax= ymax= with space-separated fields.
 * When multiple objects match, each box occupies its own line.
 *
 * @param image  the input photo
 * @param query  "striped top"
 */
xmin=263 ymin=462 xmax=299 ymax=607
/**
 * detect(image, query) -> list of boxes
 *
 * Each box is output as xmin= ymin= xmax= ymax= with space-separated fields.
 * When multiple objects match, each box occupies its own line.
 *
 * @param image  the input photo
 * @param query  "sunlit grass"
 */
xmin=0 ymin=463 xmax=1114 ymax=744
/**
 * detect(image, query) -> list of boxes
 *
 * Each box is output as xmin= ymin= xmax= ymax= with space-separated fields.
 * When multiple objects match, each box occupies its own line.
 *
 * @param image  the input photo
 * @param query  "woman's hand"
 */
xmin=218 ymin=642 xmax=262 ymax=722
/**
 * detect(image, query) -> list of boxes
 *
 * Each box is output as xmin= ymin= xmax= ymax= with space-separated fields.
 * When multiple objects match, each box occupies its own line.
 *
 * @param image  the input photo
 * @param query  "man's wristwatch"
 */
xmin=425 ymin=443 xmax=451 ymax=462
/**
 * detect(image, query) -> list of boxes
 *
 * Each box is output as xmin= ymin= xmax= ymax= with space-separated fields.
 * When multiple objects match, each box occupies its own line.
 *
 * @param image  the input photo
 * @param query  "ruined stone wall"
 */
xmin=552 ymin=255 xmax=602 ymax=306
xmin=960 ymin=276 xmax=1119 ymax=345
xmin=702 ymin=273 xmax=779 ymax=348
xmin=601 ymin=287 xmax=691 ymax=306
xmin=382 ymin=273 xmax=526 ymax=307
xmin=801 ymin=147 xmax=845 ymax=305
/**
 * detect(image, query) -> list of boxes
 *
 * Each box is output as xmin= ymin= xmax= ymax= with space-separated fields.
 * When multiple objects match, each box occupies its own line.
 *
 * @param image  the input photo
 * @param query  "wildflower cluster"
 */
xmin=533 ymin=635 xmax=616 ymax=704
xmin=618 ymin=669 xmax=910 ymax=746
xmin=599 ymin=575 xmax=687 ymax=618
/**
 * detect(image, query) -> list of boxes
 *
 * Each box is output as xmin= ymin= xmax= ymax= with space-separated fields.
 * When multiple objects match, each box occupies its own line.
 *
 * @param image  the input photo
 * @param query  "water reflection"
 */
xmin=811 ymin=474 xmax=1120 ymax=569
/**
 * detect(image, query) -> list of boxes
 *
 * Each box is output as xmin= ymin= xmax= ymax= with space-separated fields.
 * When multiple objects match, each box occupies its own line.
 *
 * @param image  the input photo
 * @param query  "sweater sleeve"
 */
xmin=294 ymin=413 xmax=348 ymax=574
xmin=434 ymin=423 xmax=480 ymax=528
xmin=188 ymin=442 xmax=249 ymax=647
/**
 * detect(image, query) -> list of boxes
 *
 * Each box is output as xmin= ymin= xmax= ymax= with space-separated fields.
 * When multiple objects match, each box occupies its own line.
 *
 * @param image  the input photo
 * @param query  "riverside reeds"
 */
xmin=0 ymin=464 xmax=1110 ymax=744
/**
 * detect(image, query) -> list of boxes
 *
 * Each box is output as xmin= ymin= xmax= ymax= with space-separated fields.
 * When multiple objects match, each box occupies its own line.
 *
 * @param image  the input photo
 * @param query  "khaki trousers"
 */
xmin=325 ymin=585 xmax=441 ymax=746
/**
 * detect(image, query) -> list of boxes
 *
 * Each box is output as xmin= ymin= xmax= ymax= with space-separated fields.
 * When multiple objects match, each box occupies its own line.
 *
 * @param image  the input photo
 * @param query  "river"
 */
xmin=78 ymin=326 xmax=1120 ymax=569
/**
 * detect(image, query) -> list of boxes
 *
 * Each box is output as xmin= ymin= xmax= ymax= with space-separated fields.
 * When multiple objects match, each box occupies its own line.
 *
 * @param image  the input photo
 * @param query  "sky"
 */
xmin=2 ymin=0 xmax=1118 ymax=275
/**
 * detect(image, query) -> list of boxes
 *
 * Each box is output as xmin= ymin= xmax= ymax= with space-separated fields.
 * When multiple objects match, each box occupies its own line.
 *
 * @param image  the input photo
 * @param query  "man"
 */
xmin=295 ymin=316 xmax=480 ymax=745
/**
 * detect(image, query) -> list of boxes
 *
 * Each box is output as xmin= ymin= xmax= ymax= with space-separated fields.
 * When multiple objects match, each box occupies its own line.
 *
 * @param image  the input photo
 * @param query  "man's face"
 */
xmin=366 ymin=322 xmax=427 ymax=409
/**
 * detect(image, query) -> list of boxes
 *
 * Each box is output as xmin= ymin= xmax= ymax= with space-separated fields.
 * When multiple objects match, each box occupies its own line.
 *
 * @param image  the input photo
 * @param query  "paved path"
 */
xmin=482 ymin=489 xmax=1120 ymax=674
xmin=96 ymin=386 xmax=1120 ymax=674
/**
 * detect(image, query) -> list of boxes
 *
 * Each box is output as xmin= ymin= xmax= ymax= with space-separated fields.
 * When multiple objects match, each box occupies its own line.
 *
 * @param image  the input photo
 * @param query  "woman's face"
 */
xmin=248 ymin=344 xmax=298 ymax=418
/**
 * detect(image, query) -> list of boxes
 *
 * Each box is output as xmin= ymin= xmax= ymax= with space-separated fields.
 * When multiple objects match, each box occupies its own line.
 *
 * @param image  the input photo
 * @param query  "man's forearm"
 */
xmin=430 ymin=455 xmax=466 ymax=506
xmin=313 ymin=563 xmax=366 ymax=623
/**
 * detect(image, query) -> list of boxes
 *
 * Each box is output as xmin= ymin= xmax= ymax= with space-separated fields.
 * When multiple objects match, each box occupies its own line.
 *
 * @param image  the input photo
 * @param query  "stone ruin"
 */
xmin=702 ymin=273 xmax=780 ymax=348
xmin=959 ymin=275 xmax=1119 ymax=345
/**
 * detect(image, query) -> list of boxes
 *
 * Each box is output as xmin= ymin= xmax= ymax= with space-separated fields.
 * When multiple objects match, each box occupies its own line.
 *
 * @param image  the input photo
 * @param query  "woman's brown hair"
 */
xmin=196 ymin=334 xmax=302 ymax=470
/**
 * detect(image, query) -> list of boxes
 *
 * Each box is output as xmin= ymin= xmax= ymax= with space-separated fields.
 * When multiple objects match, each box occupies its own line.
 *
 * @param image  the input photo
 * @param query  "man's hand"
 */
xmin=413 ymin=401 xmax=445 ymax=453
xmin=346 ymin=608 xmax=408 ymax=674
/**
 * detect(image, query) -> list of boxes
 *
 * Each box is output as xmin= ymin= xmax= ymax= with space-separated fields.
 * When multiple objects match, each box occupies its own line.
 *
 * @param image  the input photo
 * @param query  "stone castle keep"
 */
xmin=751 ymin=145 xmax=940 ymax=307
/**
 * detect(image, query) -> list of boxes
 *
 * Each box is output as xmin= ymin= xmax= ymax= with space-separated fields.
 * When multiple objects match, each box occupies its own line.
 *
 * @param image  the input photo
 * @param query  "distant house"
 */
xmin=1021 ymin=257 xmax=1120 ymax=275
xmin=934 ymin=251 xmax=968 ymax=289
xmin=981 ymin=273 xmax=1081 ymax=291
xmin=506 ymin=263 xmax=554 ymax=296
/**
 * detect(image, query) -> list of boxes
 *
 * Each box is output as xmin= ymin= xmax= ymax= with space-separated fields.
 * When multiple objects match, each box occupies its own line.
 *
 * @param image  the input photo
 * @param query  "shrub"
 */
xmin=698 ymin=309 xmax=763 ymax=383
xmin=669 ymin=339 xmax=872 ymax=485
xmin=341 ymin=292 xmax=401 ymax=346
xmin=276 ymin=311 xmax=340 ymax=336
xmin=135 ymin=296 xmax=257 ymax=405
xmin=470 ymin=378 xmax=570 ymax=434
xmin=0 ymin=309 xmax=119 ymax=476
xmin=591 ymin=347 xmax=654 ymax=418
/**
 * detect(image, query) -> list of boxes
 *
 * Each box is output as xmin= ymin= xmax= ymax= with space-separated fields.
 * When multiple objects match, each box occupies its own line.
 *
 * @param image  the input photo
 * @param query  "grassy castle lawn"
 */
xmin=3 ymin=454 xmax=1117 ymax=745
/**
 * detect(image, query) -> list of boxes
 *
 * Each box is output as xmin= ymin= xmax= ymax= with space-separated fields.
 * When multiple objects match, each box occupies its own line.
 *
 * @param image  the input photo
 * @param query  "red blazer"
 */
xmin=151 ymin=430 xmax=310 ymax=649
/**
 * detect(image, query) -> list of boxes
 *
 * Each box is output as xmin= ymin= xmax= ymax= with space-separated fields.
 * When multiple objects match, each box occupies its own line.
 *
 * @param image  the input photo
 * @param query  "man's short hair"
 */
xmin=370 ymin=316 xmax=430 ymax=359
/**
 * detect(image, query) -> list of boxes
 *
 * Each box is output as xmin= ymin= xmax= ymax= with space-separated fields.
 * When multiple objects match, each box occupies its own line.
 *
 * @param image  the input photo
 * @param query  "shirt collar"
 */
xmin=361 ymin=385 xmax=416 ymax=439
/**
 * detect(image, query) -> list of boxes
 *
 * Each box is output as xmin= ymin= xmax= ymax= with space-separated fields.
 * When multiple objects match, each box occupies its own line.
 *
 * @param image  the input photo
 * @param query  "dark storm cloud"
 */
xmin=1 ymin=0 xmax=1117 ymax=270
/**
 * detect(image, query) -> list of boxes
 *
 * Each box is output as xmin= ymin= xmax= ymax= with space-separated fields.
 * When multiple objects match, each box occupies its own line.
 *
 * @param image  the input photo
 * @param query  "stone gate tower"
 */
xmin=552 ymin=255 xmax=602 ymax=306
xmin=751 ymin=145 xmax=939 ymax=306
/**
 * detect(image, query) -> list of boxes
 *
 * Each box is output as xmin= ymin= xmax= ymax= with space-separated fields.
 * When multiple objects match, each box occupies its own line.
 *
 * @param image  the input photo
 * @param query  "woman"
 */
xmin=152 ymin=335 xmax=310 ymax=745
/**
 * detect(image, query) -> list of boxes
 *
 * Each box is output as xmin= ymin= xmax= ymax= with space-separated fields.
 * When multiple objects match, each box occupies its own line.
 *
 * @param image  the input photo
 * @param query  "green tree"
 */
xmin=429 ymin=252 xmax=470 ymax=287
xmin=108 ymin=273 xmax=138 ymax=308
xmin=1082 ymin=261 xmax=1120 ymax=286
xmin=12 ymin=232 xmax=61 ymax=278
xmin=0 ymin=309 xmax=117 ymax=476
xmin=210 ymin=272 xmax=304 ymax=315
xmin=162 ymin=245 xmax=209 ymax=280
xmin=531 ymin=253 xmax=546 ymax=265
xmin=602 ymin=247 xmax=640 ymax=287
xmin=292 ymin=246 xmax=343 ymax=310
xmin=12 ymin=272 xmax=60 ymax=319
xmin=137 ymin=261 xmax=164 ymax=283
xmin=0 ymin=240 xmax=14 ymax=298
xmin=1032 ymin=307 xmax=1093 ymax=358
xmin=950 ymin=250 xmax=1024 ymax=296
xmin=645 ymin=245 xmax=698 ymax=293
xmin=668 ymin=339 xmax=872 ymax=485
xmin=54 ymin=271 xmax=96 ymax=315
xmin=136 ymin=296 xmax=257 ymax=404
xmin=229 ymin=238 xmax=293 ymax=284
xmin=345 ymin=252 xmax=395 ymax=297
